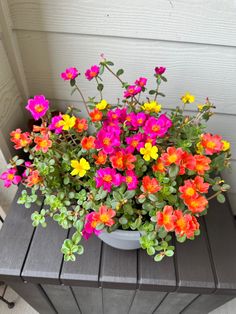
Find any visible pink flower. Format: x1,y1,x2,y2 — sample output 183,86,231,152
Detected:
131,112,147,129
61,67,79,80
85,65,100,80
124,85,142,98
95,167,122,192
0,168,21,188
135,77,147,87
26,95,49,120
95,129,120,154
155,66,166,75
126,133,143,153
123,170,138,190
82,212,102,240
144,114,172,138
107,108,127,123
49,115,63,134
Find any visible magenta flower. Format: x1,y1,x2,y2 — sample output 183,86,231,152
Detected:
82,212,101,240
107,108,127,123
144,114,172,138
155,66,166,75
95,167,122,192
0,168,21,188
123,170,138,190
126,133,143,153
85,65,100,81
26,95,49,120
135,77,147,87
95,129,120,154
49,115,63,134
61,67,79,80
124,85,142,98
131,112,147,129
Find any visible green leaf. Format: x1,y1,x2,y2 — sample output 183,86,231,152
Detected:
15,159,24,166
217,193,226,203
72,232,82,244
116,69,124,76
119,216,128,225
77,245,84,255
165,250,174,257
97,83,104,91
106,61,114,66
99,65,105,75
123,190,136,200
147,247,155,256
149,90,156,95
169,164,179,178
70,78,76,86
160,75,167,82
154,253,164,262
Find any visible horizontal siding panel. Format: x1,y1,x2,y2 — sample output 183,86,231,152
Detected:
8,0,236,47
16,31,236,115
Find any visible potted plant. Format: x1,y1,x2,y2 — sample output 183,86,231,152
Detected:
0,57,231,262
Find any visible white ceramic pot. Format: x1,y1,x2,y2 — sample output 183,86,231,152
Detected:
98,229,143,250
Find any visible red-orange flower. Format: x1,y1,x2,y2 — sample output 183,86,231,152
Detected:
152,158,166,173
10,129,32,149
194,155,211,175
110,150,136,171
200,133,223,155
179,180,198,200
26,170,43,187
74,118,88,133
89,108,103,122
33,123,49,136
94,205,116,227
193,176,210,194
93,151,107,165
142,176,161,194
174,210,199,238
184,195,208,214
179,151,196,175
156,205,176,232
34,135,52,153
161,147,184,166
81,136,96,150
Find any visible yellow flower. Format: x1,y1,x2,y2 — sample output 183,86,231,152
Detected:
96,99,109,110
197,104,205,111
222,140,230,151
196,142,203,154
142,101,162,113
181,92,195,104
58,114,76,130
140,143,158,161
71,158,90,177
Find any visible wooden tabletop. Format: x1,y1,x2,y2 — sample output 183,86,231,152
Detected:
0,184,236,314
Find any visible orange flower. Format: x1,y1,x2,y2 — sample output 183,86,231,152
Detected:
81,136,95,150
26,170,43,187
174,210,199,238
179,151,196,175
184,195,208,214
156,205,176,232
74,118,88,133
89,108,103,122
152,158,166,173
194,155,211,175
193,176,210,194
33,123,49,136
34,135,52,153
200,133,223,155
93,151,107,165
142,176,161,194
10,129,32,149
179,180,198,200
161,147,184,166
110,150,136,171
94,205,116,227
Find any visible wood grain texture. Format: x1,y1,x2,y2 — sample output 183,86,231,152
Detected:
204,197,236,294
182,294,234,314
15,31,236,115
129,290,166,314
8,0,236,47
22,218,68,284
102,288,135,314
154,292,198,314
72,286,103,314
0,185,41,281
100,244,137,289
138,249,176,291
175,217,215,294
61,233,102,287
42,284,81,314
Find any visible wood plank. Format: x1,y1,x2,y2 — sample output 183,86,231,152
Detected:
60,233,102,287
102,288,135,314
72,286,103,314
0,185,42,281
9,0,236,47
138,249,176,291
154,292,198,314
182,294,234,314
21,218,68,284
42,284,81,314
204,196,236,294
15,31,236,115
7,281,56,314
99,243,137,289
175,217,215,293
129,290,166,314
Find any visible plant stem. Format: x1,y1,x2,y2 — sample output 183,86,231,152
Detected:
154,83,160,102
95,77,103,100
75,83,90,115
207,190,222,201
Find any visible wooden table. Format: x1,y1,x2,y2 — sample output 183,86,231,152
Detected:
0,185,236,314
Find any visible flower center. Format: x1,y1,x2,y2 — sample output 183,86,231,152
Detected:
100,214,109,223
67,73,73,79
206,141,216,149
7,174,14,180
186,187,195,196
177,218,186,229
40,140,48,148
152,125,160,132
131,140,138,147
103,138,110,146
35,104,44,113
103,174,112,182
168,154,177,163
126,176,133,183
163,215,170,225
